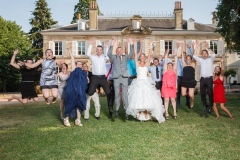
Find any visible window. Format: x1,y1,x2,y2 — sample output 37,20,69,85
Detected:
78,41,86,56
210,41,218,54
165,41,172,54
55,42,62,56
137,41,141,53
56,66,61,74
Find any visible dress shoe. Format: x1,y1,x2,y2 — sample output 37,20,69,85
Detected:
208,106,212,113
203,106,207,112
115,112,118,118
108,112,113,119
84,118,89,122
95,116,100,120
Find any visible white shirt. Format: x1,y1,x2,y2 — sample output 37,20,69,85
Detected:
193,54,216,77
87,45,109,75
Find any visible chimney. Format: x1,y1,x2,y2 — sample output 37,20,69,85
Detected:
174,1,183,30
77,13,86,30
212,11,217,25
89,0,98,30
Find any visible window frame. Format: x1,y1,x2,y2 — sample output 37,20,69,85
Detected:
77,41,86,56
54,41,63,56
165,40,172,54
210,40,218,54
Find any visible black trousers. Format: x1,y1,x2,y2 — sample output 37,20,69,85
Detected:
177,76,190,106
88,75,112,113
200,77,213,108
107,80,114,113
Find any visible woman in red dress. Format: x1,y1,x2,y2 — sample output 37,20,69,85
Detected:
162,49,178,120
212,56,233,119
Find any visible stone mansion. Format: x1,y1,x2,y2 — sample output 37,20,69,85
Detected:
41,1,240,85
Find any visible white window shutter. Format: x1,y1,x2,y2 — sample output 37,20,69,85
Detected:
172,40,178,55
172,40,177,51
217,40,224,55
160,40,165,55
72,41,78,56
62,41,66,56
85,41,89,56
49,41,55,56
144,39,150,54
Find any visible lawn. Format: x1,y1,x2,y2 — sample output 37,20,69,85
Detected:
0,94,240,160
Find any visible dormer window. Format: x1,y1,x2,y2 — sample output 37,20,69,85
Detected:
187,18,195,30
121,15,151,35
131,15,142,31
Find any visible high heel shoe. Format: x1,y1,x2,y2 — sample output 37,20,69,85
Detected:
174,115,177,119
165,114,169,120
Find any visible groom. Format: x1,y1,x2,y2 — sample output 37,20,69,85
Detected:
107,37,134,119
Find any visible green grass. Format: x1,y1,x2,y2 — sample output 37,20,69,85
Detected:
0,94,240,160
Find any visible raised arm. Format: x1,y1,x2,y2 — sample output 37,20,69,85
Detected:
192,41,201,63
127,37,134,59
181,52,187,67
10,50,20,69
208,48,216,61
104,41,109,57
173,49,178,71
25,58,43,68
163,49,169,73
134,42,138,68
147,49,153,67
107,37,116,60
159,54,163,66
137,38,143,57
87,38,95,59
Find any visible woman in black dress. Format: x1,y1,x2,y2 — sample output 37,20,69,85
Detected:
181,49,197,108
8,50,39,104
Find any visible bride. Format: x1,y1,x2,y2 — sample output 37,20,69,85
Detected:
126,41,165,123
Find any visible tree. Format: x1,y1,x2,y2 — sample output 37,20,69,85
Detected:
224,69,237,84
29,0,57,57
0,16,33,92
71,0,102,23
216,0,240,53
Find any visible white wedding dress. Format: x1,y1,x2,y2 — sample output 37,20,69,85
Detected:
126,66,165,123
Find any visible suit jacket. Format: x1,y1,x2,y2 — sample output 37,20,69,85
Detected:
107,44,134,78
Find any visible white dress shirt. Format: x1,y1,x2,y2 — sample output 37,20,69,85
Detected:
193,54,216,78
87,45,109,75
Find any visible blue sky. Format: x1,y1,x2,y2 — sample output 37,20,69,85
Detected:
0,0,219,32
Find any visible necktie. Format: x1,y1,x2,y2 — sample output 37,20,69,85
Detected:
119,56,122,61
106,63,112,79
156,66,159,79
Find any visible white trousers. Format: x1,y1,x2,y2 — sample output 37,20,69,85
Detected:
84,92,101,119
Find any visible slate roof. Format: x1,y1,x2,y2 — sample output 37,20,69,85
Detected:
43,17,216,32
